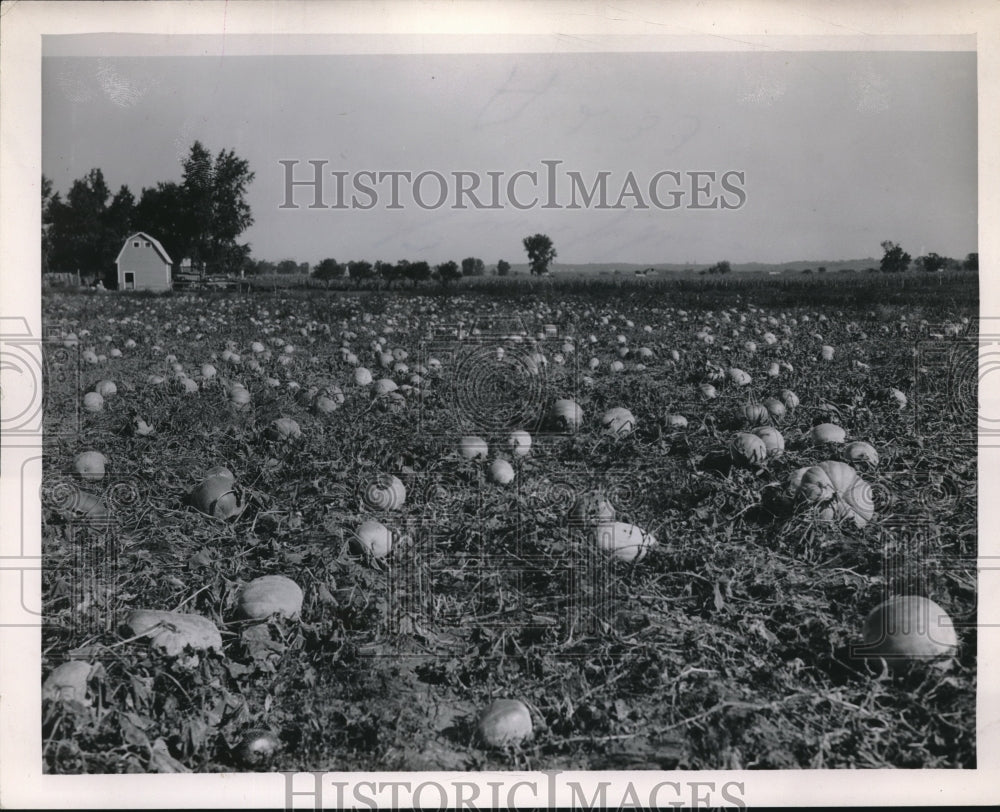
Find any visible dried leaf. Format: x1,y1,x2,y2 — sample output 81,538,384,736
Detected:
148,738,189,773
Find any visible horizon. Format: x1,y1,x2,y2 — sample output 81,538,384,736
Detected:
42,45,977,267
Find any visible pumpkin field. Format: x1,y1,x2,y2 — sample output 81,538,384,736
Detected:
40,272,978,773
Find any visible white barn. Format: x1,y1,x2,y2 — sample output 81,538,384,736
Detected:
116,232,173,291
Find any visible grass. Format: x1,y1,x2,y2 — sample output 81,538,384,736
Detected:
40,272,976,772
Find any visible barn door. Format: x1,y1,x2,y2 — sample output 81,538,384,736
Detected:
124,272,135,290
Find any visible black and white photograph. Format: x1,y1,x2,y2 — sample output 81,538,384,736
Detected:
1,1,998,807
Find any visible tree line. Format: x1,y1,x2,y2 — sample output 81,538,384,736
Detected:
879,241,977,273
251,235,555,289
42,145,562,291
43,141,254,285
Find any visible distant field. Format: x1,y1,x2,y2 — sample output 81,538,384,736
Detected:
243,269,977,313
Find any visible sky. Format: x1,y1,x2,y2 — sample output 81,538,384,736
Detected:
42,47,977,267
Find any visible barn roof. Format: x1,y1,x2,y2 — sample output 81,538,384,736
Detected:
116,232,173,266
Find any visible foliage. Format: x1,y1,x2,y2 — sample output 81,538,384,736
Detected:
497,259,511,277
404,260,431,288
347,260,374,288
461,257,485,277
434,260,462,287
181,142,255,275
879,241,911,273
915,253,947,273
45,169,137,286
523,233,557,276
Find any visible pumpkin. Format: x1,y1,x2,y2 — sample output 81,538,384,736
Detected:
354,367,373,386
459,436,489,460
74,451,107,481
727,367,752,386
190,470,241,520
752,426,785,455
859,596,957,670
508,430,532,456
373,378,398,396
601,407,636,438
43,661,92,705
844,441,879,467
820,345,835,361
731,432,767,466
699,383,718,400
58,486,109,524
763,397,786,421
266,417,302,442
665,413,688,429
811,423,846,444
228,384,252,409
82,391,104,412
594,521,656,562
742,404,769,427
234,730,281,767
780,389,800,410
135,418,155,436
792,460,874,528
313,393,339,414
351,519,393,558
489,459,515,485
550,399,583,432
237,575,304,620
95,379,117,397
201,363,217,379
569,490,615,526
206,465,235,481
364,474,406,509
477,699,533,747
126,610,223,656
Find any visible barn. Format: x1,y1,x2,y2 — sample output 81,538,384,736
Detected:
115,232,173,291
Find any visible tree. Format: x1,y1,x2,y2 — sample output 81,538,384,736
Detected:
461,257,485,276
435,260,462,287
706,260,731,275
915,252,947,273
880,240,911,273
46,168,111,281
277,259,299,275
963,252,979,271
135,181,191,268
41,175,57,274
497,259,511,277
348,259,374,288
404,260,431,288
313,258,344,285
377,261,405,289
245,258,276,276
181,141,255,275
100,185,136,273
523,234,557,276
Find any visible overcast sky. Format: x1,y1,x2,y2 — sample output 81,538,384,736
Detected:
42,48,977,266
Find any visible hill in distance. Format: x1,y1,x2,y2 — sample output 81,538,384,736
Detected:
502,259,880,275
